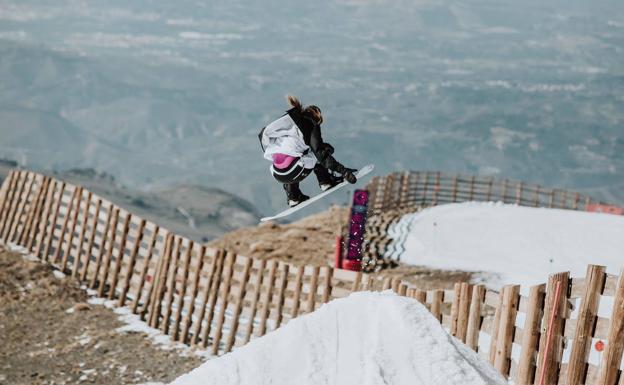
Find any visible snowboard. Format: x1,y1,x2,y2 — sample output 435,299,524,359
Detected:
260,164,374,222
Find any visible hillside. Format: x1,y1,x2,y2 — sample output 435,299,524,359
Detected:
0,162,260,242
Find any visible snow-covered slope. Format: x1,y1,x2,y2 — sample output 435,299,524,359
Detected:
385,202,624,288
169,291,506,385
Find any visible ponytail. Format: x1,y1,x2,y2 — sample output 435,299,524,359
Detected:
286,95,323,125
286,95,303,112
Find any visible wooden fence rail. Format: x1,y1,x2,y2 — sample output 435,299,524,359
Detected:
0,170,622,385
364,171,611,216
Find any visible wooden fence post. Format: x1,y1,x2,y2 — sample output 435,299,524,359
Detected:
89,204,112,288
291,265,305,318
16,174,40,243
53,186,79,264
118,219,146,306
80,199,102,282
430,290,444,322
199,249,226,348
398,283,408,296
161,236,182,334
501,180,508,203
306,266,320,313
0,171,17,235
97,208,120,297
351,271,362,292
2,170,24,242
516,284,546,385
515,182,523,205
61,187,83,271
533,185,540,207
189,248,220,347
145,236,167,323
421,172,430,205
432,172,440,205
535,272,569,385
180,244,205,344
450,283,462,336
391,277,400,293
242,259,267,345
24,176,50,250
225,256,253,352
172,239,194,341
322,266,333,303
19,175,48,246
34,180,57,258
456,283,473,343
258,260,278,337
131,225,159,314
7,171,32,242
489,289,504,364
71,191,92,279
469,176,475,201
148,234,174,328
486,177,493,201
466,285,485,351
274,263,290,328
108,212,132,299
414,289,427,304
212,252,236,355
566,265,606,385
596,270,624,385
494,285,521,376
42,182,66,262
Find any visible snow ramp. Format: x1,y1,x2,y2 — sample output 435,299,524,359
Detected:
170,291,506,385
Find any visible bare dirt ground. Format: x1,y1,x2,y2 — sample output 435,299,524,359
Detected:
0,247,202,385
208,206,474,290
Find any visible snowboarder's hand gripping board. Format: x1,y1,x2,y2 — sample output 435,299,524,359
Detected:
260,164,374,222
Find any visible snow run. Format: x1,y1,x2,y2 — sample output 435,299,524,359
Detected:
169,291,506,385
384,202,624,288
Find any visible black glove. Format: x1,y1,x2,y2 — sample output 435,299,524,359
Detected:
321,143,334,155
342,167,357,184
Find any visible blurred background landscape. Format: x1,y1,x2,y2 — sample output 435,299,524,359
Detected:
1,0,623,235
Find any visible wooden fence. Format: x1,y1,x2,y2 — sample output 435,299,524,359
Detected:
0,170,623,385
365,171,611,216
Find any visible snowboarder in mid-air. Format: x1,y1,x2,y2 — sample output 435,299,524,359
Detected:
259,95,358,207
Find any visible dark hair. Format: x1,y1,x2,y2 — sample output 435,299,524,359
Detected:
286,95,323,124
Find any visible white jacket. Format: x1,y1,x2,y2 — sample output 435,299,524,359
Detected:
259,114,317,169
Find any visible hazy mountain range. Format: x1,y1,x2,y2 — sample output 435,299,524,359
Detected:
1,0,623,216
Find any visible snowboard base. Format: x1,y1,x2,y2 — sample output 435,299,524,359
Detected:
260,164,374,222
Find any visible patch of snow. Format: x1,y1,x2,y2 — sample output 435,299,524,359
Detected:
53,270,66,279
110,303,212,359
87,297,107,306
76,333,92,346
385,202,624,290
